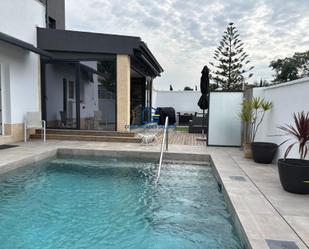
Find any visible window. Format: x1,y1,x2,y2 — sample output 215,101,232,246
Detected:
48,17,56,29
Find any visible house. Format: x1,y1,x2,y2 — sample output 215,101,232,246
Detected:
0,0,163,144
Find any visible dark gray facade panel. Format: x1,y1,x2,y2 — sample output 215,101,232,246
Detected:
37,28,163,77
131,57,157,78
47,0,65,29
140,42,163,73
37,28,141,55
0,32,51,57
43,51,116,61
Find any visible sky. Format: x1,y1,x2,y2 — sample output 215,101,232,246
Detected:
65,0,309,90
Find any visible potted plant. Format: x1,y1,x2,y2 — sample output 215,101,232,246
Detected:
250,97,278,164
277,111,309,194
239,97,277,162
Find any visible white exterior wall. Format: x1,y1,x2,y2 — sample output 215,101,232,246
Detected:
253,78,309,159
0,0,45,46
153,90,202,113
0,44,42,124
0,0,45,134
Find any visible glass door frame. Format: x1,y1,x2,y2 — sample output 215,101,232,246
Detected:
41,60,81,130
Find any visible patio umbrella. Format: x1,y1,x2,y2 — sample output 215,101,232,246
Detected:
197,66,209,139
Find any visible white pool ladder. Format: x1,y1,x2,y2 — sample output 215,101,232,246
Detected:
156,116,169,183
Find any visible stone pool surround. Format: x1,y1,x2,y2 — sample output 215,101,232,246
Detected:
0,141,308,249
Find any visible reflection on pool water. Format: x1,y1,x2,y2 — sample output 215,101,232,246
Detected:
0,156,242,249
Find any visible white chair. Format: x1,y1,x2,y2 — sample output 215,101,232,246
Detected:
94,110,104,130
24,112,46,142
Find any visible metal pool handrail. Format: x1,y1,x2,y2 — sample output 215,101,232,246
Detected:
156,116,169,183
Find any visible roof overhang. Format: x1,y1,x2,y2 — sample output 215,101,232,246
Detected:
37,28,163,77
0,32,52,57
37,28,141,55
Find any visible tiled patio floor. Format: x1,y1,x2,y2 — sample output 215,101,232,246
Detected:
0,140,308,249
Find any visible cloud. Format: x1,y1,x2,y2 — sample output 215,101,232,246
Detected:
65,0,309,89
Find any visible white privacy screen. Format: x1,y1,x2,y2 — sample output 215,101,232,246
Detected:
208,92,242,146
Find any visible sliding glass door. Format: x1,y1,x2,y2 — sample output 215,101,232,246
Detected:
42,56,117,131
44,62,78,129
79,59,116,131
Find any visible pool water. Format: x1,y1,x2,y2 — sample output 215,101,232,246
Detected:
0,157,242,249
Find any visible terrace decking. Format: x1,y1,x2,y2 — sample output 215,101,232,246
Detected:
156,130,207,146
132,127,207,146
31,129,142,143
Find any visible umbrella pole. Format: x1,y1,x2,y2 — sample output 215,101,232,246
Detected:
202,109,205,137
196,109,207,142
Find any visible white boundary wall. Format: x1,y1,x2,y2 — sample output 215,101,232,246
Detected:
153,90,202,113
253,77,309,159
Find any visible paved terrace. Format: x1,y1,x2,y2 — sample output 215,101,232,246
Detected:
0,140,308,249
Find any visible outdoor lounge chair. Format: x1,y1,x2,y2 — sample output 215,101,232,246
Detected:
178,112,193,125
189,115,207,134
24,112,46,142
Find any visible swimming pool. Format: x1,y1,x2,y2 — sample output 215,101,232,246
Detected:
0,156,242,249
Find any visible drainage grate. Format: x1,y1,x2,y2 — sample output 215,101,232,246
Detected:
229,176,247,182
0,144,18,150
266,239,300,249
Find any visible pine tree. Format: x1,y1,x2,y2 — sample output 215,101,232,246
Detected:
210,22,254,91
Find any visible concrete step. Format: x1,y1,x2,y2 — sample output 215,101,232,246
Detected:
30,134,142,143
35,129,135,137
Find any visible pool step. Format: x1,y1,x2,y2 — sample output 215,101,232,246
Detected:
31,130,142,143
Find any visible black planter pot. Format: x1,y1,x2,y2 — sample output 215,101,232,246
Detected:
278,159,309,194
251,142,278,164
